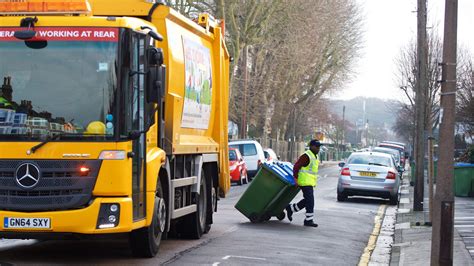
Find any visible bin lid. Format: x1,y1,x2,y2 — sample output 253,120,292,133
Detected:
454,162,474,168
263,163,296,185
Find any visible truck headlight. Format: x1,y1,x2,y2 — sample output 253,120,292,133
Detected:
97,203,120,229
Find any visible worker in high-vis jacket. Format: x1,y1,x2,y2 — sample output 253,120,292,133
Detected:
286,139,322,227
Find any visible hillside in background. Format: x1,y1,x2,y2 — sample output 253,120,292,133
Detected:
327,97,399,129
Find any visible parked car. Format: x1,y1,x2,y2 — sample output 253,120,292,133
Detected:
229,140,265,178
264,148,279,164
378,142,406,167
372,147,404,178
229,148,248,185
337,152,401,205
371,147,401,166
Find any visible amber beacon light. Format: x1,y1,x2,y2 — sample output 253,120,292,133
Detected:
0,0,91,15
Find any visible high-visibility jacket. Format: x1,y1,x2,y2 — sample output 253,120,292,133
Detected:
297,150,319,187
0,97,12,108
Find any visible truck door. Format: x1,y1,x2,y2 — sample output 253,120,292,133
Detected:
130,32,147,221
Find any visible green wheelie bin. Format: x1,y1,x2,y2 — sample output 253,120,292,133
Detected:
235,163,300,223
454,163,474,197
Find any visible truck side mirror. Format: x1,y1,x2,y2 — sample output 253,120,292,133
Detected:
147,47,164,66
146,48,166,104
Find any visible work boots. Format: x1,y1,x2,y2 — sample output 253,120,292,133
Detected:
304,220,318,227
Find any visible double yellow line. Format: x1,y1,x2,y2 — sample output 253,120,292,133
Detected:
358,204,387,266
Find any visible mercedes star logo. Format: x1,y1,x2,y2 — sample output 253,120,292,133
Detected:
15,163,41,189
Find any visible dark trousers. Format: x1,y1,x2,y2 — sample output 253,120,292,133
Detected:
289,186,314,221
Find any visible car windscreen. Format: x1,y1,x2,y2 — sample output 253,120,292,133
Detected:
380,144,403,152
229,150,237,161
0,27,119,141
373,148,400,161
347,154,393,167
264,151,270,159
242,144,257,156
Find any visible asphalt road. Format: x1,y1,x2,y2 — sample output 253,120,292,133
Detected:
0,164,387,265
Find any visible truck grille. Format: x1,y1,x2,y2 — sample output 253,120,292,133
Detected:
0,160,101,211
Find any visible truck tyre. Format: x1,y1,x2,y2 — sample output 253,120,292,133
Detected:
204,176,214,234
129,181,167,258
180,171,209,239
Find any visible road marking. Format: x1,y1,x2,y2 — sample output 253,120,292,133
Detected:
455,217,474,220
222,255,267,261
358,204,386,266
454,225,474,228
212,263,220,266
224,225,238,233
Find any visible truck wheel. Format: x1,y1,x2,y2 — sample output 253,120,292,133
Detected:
129,181,167,258
180,171,208,239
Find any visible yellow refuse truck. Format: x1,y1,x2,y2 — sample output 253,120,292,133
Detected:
0,0,230,257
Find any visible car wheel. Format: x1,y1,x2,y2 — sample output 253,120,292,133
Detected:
337,192,347,202
389,194,398,205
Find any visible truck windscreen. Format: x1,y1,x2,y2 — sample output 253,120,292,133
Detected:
0,27,119,141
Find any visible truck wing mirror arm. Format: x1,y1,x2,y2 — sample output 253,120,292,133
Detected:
140,26,163,42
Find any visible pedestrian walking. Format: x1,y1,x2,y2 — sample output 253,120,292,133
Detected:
285,139,322,227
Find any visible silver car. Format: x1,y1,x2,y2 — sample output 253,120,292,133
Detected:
337,152,401,205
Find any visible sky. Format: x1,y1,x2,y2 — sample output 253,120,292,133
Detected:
335,0,474,101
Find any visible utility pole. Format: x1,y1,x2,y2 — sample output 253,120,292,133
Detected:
413,0,428,212
427,136,435,225
241,45,248,139
342,105,346,152
431,0,458,264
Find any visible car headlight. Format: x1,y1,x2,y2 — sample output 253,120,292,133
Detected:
230,165,237,171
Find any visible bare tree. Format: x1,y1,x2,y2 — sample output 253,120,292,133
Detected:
165,0,363,142
395,33,443,137
456,54,474,140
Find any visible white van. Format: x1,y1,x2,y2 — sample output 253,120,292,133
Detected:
229,140,265,178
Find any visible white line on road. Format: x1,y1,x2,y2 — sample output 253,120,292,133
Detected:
212,263,220,266
224,225,238,233
222,255,267,261
455,217,474,220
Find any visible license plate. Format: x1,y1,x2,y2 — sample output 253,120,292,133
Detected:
3,217,51,229
359,171,376,177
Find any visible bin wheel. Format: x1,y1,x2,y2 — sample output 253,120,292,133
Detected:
261,214,271,222
249,213,259,223
276,212,285,221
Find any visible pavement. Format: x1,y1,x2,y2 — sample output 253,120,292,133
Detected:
384,168,474,266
